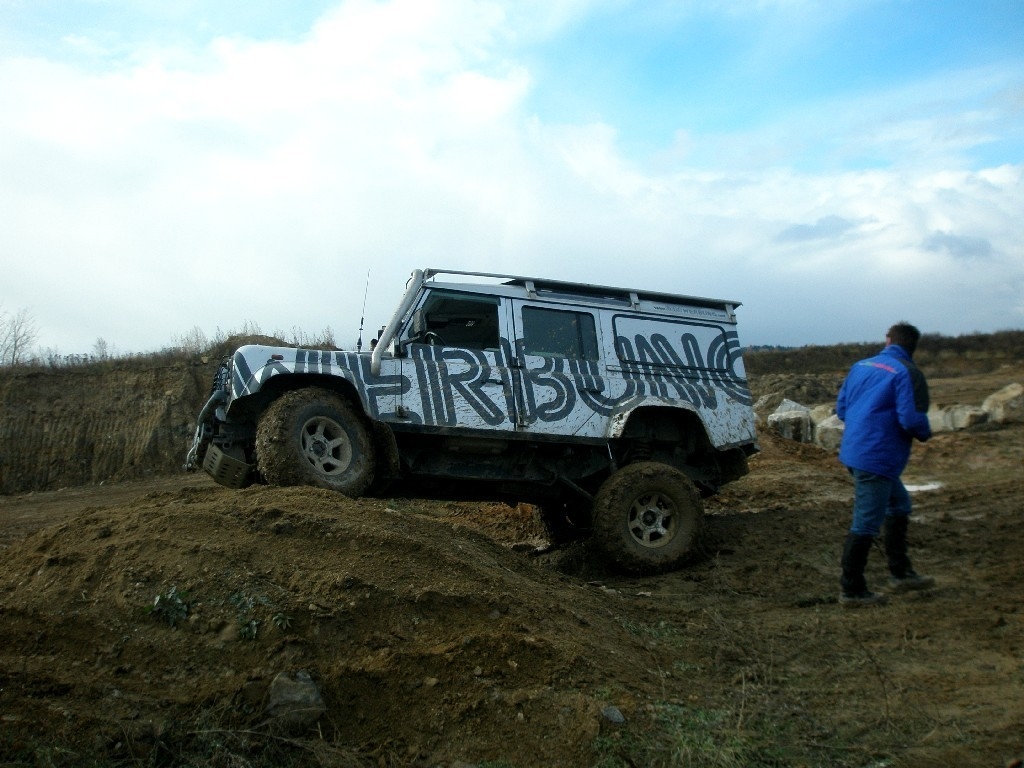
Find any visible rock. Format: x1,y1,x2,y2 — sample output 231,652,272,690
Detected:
772,398,809,415
815,414,844,452
265,671,326,733
767,399,813,443
601,705,626,724
929,404,989,432
753,393,785,417
982,382,1024,424
809,404,835,425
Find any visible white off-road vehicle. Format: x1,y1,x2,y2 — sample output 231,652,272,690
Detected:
186,268,758,572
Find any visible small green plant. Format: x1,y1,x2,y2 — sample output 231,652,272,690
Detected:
146,586,189,627
230,590,272,641
238,618,260,641
229,591,259,614
226,590,292,641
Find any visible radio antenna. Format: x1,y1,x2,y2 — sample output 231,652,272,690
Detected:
356,269,370,352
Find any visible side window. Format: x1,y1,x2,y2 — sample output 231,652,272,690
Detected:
612,316,731,371
414,291,501,350
522,306,599,361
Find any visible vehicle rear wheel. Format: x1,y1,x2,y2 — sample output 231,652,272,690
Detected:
592,462,703,573
256,388,375,497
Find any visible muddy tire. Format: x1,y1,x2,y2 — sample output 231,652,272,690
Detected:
592,462,704,574
255,388,375,497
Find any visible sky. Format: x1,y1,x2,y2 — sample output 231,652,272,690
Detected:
1,0,1022,356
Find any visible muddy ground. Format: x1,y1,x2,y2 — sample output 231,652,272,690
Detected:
1,366,1022,767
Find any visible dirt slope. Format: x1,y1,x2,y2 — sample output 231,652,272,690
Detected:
0,360,215,493
0,365,1022,767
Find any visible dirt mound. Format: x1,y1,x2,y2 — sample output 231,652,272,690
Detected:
3,417,1024,765
0,485,643,766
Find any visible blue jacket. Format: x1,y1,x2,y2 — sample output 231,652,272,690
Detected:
836,344,931,479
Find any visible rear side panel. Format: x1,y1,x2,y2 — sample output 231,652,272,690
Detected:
608,313,755,446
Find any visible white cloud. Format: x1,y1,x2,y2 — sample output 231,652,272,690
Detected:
0,0,1021,355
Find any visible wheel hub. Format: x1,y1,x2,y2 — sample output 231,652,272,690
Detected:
300,416,353,476
628,492,676,549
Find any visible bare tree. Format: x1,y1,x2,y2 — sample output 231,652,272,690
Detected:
92,337,110,360
174,325,208,355
0,307,39,366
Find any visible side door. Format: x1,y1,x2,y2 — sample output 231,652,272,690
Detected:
509,301,612,438
397,288,517,432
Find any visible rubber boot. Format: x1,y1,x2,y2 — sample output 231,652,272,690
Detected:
840,533,888,607
884,516,935,592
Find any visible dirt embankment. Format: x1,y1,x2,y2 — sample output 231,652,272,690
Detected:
0,360,217,494
0,357,1022,767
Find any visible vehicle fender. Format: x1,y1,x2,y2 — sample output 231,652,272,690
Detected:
607,401,706,441
229,346,362,396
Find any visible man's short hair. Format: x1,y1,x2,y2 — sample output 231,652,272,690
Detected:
887,322,922,354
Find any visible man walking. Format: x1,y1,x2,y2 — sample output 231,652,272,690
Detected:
835,322,936,607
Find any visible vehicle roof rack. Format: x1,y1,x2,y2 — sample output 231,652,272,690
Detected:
422,268,740,310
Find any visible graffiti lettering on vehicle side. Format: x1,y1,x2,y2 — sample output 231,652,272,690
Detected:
407,344,511,427
232,347,408,420
231,328,752,431
616,330,751,408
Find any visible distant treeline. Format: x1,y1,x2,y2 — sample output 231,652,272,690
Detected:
3,326,1022,381
745,330,1024,377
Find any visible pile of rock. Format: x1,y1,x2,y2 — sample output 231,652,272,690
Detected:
760,382,1024,451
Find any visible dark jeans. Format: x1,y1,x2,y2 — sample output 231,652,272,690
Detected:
848,468,911,536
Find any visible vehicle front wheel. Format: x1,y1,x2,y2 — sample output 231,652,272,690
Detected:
592,462,704,574
255,388,375,497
